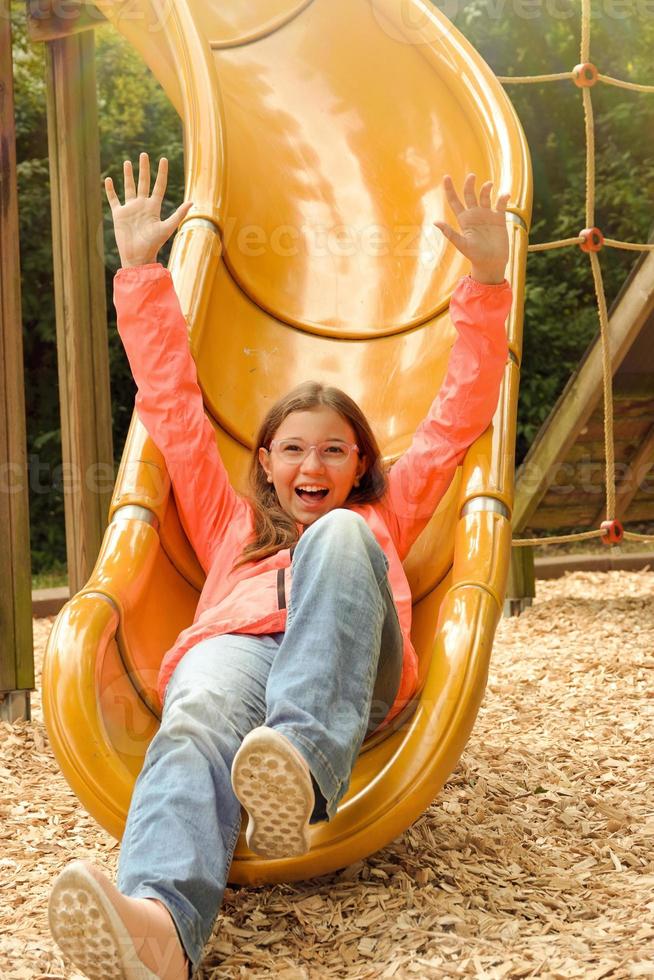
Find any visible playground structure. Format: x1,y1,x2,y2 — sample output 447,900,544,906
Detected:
498,2,654,609
1,0,35,724
2,0,652,889
32,0,531,883
508,249,654,608
1,0,113,723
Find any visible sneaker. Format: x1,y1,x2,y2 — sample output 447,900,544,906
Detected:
48,860,190,979
231,727,315,858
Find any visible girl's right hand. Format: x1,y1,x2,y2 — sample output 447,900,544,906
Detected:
105,152,193,268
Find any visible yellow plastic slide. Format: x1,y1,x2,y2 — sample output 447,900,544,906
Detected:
43,0,531,885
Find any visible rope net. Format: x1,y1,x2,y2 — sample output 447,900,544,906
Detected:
501,0,654,548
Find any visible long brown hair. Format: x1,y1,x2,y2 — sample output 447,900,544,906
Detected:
234,381,387,568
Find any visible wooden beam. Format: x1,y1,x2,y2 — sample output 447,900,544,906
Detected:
505,545,535,618
0,0,35,702
614,373,654,401
27,0,107,43
45,28,114,594
593,421,654,526
514,250,654,532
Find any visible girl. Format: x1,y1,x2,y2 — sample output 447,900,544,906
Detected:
48,154,512,980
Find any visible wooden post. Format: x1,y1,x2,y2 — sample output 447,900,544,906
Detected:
0,0,34,721
504,545,536,617
43,19,113,595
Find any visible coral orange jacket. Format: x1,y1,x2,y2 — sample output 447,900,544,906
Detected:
115,265,512,726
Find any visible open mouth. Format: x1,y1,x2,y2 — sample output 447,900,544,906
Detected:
295,487,329,503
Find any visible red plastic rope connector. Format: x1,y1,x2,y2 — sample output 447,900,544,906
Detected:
573,63,599,87
600,519,624,545
579,227,604,252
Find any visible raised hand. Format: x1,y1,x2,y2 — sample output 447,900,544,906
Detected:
105,152,193,268
434,173,510,284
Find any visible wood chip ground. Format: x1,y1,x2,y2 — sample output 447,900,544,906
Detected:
1,570,653,978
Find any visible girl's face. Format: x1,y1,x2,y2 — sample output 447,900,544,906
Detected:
258,407,367,526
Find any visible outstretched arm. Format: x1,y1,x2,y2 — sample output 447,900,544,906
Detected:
384,174,512,558
108,154,243,573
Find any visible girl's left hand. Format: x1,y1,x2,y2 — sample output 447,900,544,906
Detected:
434,173,510,284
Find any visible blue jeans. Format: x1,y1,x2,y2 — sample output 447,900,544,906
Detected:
117,509,403,974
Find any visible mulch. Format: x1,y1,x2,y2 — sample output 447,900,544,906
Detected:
1,569,653,979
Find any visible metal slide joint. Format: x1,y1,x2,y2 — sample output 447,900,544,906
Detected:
110,504,160,532
461,496,511,520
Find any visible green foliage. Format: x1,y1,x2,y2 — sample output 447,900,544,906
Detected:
10,4,183,574
95,27,184,467
32,564,68,589
32,562,68,591
11,5,60,574
433,0,654,460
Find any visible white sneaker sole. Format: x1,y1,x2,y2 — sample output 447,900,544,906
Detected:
48,861,158,980
231,728,315,858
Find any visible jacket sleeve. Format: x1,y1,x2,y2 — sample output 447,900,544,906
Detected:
382,275,512,560
114,263,242,574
